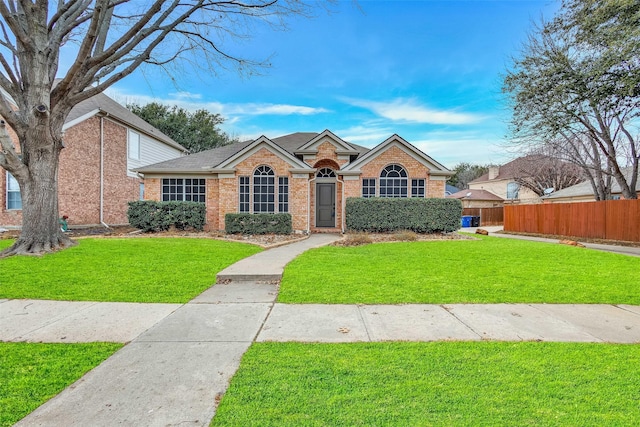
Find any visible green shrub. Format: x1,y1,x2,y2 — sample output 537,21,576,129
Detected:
225,213,292,235
128,201,206,232
345,197,462,233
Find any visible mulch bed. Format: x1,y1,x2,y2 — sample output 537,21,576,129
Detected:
1,226,475,248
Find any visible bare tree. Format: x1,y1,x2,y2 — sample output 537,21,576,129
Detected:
503,0,640,201
510,151,584,197
0,0,322,257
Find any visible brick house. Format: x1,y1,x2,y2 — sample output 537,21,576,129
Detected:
468,156,542,204
136,130,453,233
1,93,187,228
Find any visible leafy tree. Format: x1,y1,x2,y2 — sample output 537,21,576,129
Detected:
0,1,319,257
447,163,490,190
503,0,640,200
128,102,236,153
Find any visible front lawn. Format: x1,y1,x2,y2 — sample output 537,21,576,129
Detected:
213,342,640,426
0,238,261,303
279,236,640,304
0,342,122,427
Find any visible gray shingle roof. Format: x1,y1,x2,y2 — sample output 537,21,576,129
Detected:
544,167,640,199
469,155,545,183
65,92,187,152
447,189,504,201
135,132,371,173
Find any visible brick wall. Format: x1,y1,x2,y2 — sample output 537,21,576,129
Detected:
58,117,102,224
144,178,161,201
206,178,219,230
305,141,349,168
59,117,141,226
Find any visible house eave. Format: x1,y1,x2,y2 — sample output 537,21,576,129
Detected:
289,168,315,174
134,168,212,175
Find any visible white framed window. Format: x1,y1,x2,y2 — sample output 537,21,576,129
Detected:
139,183,145,200
6,172,22,210
380,164,408,198
278,177,289,213
239,176,250,212
506,182,520,199
161,178,205,202
317,168,336,178
411,179,425,197
240,166,289,214
128,130,140,160
253,165,275,213
362,178,376,198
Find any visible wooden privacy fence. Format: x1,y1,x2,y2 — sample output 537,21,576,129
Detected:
504,199,640,242
462,207,504,226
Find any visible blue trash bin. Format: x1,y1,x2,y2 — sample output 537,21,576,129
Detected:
461,215,473,227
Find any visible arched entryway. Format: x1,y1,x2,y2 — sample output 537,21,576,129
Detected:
313,160,340,229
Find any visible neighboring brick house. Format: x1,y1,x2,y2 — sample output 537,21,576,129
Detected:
468,157,542,204
1,93,187,228
135,130,453,233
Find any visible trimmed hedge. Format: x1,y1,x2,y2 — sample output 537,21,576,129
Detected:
346,197,462,233
128,201,206,232
225,213,292,235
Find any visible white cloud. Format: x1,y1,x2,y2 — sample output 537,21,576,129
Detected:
335,124,393,147
412,133,510,167
229,104,330,116
168,91,203,100
105,87,329,117
344,98,482,125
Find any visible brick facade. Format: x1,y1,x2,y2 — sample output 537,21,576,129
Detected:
141,134,452,233
1,113,183,228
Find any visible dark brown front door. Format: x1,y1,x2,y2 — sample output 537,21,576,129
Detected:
316,183,335,227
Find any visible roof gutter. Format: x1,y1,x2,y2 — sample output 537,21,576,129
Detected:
99,114,110,229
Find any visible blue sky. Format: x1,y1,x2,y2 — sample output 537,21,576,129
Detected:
106,0,559,168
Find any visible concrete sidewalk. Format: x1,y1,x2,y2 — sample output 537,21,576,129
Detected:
6,298,639,345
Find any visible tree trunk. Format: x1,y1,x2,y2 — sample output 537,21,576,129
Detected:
1,130,76,257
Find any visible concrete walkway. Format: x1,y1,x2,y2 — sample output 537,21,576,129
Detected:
3,232,639,426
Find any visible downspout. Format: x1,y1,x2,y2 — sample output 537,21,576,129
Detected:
99,115,110,228
336,175,345,233
307,174,317,234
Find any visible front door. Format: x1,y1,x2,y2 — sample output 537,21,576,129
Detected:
316,183,335,227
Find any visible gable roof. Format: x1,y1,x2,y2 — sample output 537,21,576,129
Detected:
295,129,360,154
135,131,371,174
64,92,187,153
341,134,452,176
215,135,310,170
446,189,504,201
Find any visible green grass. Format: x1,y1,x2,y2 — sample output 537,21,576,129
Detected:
0,342,122,427
213,342,640,426
0,238,261,303
279,236,640,304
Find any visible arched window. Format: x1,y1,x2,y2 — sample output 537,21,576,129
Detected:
379,164,408,197
317,168,336,177
253,165,275,212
